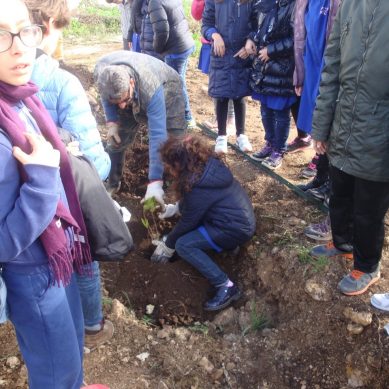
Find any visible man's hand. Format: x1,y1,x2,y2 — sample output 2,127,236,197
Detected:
159,202,179,219
107,122,121,144
234,47,249,59
313,140,327,155
295,86,303,96
151,240,175,264
13,132,60,168
245,39,256,55
141,180,165,206
212,33,225,57
258,47,270,62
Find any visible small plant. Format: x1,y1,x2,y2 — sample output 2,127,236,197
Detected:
141,314,156,327
297,246,311,264
141,197,161,241
312,255,329,273
102,296,113,308
297,246,329,273
243,303,270,336
188,322,209,335
274,230,295,247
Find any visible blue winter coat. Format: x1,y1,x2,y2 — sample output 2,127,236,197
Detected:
201,0,257,99
166,157,256,250
31,52,111,180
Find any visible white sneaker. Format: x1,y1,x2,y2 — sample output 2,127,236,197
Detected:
215,135,228,154
371,293,389,312
236,134,253,152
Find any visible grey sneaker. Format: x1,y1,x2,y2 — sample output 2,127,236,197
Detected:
310,241,353,260
251,142,272,161
338,268,381,296
262,151,283,170
304,216,331,241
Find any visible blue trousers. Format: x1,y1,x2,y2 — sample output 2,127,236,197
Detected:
76,261,103,327
175,229,228,287
165,47,195,122
3,265,83,389
260,104,291,153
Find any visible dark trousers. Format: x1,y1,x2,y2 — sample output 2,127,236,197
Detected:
329,166,389,273
216,97,246,136
290,97,308,138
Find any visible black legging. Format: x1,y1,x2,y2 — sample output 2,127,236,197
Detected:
290,97,309,138
216,97,246,136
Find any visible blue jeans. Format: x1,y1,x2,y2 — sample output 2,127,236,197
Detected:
175,229,228,287
76,261,103,327
3,266,83,389
260,104,291,153
165,46,195,121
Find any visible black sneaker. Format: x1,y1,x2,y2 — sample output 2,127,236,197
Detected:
203,284,242,311
297,177,325,192
286,135,312,153
308,181,330,200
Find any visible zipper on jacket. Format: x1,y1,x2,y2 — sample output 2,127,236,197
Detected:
342,0,381,170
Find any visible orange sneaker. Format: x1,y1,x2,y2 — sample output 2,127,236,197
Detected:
338,268,380,296
310,241,353,260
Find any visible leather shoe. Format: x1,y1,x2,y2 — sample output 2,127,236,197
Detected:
203,284,241,311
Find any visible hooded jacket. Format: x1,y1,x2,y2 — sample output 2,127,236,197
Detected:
31,52,111,180
312,0,389,182
166,157,256,250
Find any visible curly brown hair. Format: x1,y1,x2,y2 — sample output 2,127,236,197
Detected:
160,135,222,198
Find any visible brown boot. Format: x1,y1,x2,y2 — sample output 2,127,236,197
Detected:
84,319,114,349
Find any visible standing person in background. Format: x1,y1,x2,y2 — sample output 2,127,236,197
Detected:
106,0,140,52
0,0,92,387
26,0,114,349
246,0,296,170
131,0,163,60
149,0,196,129
309,0,389,296
202,0,255,154
191,0,236,135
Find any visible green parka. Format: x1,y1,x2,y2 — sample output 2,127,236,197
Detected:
312,0,389,182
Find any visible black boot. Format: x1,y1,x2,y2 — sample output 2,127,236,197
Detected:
106,150,125,195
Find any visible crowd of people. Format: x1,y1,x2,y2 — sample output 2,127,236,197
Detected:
0,0,388,387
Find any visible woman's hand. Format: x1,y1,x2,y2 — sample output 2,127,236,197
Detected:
13,132,60,168
245,39,256,55
212,33,225,57
234,47,249,59
313,140,327,155
295,86,303,96
258,47,270,62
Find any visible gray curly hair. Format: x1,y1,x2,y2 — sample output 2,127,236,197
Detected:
97,65,131,101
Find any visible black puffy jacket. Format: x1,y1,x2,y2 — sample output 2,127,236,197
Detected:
249,0,295,97
148,0,194,56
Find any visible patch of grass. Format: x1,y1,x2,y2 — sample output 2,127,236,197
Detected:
297,246,329,273
243,304,269,336
102,296,113,308
274,230,295,247
188,322,209,335
120,291,133,312
141,314,157,327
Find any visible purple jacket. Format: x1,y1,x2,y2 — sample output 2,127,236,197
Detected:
293,0,341,86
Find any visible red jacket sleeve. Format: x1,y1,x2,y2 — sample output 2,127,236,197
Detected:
191,0,205,21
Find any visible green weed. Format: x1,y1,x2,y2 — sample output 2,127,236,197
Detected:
243,303,269,336
188,322,209,335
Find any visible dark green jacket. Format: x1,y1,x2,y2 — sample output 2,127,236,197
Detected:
312,0,389,182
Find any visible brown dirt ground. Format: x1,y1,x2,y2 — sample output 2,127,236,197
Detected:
1,38,389,389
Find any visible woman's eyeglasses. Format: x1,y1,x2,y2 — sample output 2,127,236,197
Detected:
0,25,43,53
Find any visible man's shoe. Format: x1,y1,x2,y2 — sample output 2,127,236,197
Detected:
304,216,332,241
186,118,197,130
84,319,114,349
262,151,283,170
371,293,389,312
236,134,253,152
297,177,325,192
286,135,312,153
339,268,380,296
308,181,330,200
251,142,272,161
203,284,242,311
310,241,353,260
299,159,318,179
215,135,228,154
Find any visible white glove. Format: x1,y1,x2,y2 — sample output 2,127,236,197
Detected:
107,122,121,144
151,241,175,264
159,202,179,219
142,180,165,206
